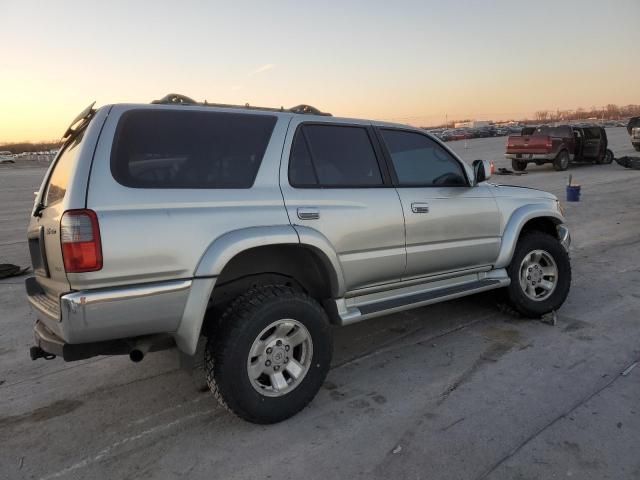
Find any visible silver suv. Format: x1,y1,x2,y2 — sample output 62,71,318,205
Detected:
26,94,571,423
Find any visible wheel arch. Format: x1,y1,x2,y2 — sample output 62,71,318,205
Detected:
495,205,564,269
175,226,345,355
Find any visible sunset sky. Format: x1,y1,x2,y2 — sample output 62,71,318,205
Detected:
1,0,638,143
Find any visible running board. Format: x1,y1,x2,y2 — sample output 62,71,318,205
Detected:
335,276,509,326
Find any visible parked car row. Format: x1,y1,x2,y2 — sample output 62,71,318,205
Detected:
427,126,520,142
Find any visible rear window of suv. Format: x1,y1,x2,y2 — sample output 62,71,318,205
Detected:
44,132,83,206
111,109,277,189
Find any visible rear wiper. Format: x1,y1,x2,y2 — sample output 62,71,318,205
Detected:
33,201,45,217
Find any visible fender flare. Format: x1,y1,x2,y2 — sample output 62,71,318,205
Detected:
194,225,300,278
175,225,346,355
494,204,564,269
293,225,346,298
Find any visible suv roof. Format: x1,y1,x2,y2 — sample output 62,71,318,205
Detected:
105,93,418,132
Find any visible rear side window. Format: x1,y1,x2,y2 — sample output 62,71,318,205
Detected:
111,110,276,189
289,124,382,187
380,129,467,187
583,128,601,139
44,132,84,206
536,126,571,138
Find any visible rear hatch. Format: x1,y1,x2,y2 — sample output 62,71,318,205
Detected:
26,104,96,319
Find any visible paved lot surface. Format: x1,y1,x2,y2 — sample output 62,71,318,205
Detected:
1,128,639,480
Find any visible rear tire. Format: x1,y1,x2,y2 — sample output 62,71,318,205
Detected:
596,149,614,164
205,285,333,424
511,159,527,171
505,232,571,318
553,150,570,171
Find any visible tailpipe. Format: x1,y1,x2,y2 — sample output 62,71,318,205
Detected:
128,334,176,363
129,339,153,363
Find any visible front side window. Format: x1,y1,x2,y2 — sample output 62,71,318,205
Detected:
289,124,383,187
380,129,467,187
111,110,276,189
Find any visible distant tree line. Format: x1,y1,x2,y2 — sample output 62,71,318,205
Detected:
0,141,61,154
427,104,640,129
533,104,640,123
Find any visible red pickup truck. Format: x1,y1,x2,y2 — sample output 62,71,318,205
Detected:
505,125,613,171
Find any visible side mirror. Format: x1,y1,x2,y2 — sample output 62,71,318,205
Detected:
472,159,494,184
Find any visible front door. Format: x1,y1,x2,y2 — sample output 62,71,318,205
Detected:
376,128,501,280
280,119,406,292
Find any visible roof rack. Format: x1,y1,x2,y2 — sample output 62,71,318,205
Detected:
151,93,331,116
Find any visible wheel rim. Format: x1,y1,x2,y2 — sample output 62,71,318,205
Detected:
605,151,612,163
519,249,558,301
247,319,313,397
560,153,569,169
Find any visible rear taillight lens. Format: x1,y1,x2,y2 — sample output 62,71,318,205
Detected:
60,209,102,272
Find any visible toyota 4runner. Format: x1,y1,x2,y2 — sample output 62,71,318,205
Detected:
26,94,571,423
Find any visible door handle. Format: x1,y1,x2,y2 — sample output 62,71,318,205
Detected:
297,207,320,220
411,202,429,214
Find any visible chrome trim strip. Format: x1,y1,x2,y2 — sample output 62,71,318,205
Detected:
62,279,191,308
59,280,192,344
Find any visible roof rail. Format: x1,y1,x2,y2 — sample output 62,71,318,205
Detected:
151,93,331,116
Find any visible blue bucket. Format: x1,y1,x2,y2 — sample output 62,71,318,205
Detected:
566,185,581,202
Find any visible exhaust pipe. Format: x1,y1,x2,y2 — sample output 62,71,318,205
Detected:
129,339,153,363
128,334,176,363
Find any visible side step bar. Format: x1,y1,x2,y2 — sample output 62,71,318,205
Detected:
336,276,509,326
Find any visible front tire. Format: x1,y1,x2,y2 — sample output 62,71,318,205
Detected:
553,150,570,171
505,232,571,318
205,285,333,424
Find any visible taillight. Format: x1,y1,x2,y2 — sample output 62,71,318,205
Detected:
60,209,102,272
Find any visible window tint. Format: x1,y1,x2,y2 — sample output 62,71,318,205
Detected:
289,124,382,187
289,132,317,186
44,132,84,206
583,127,601,139
111,110,276,189
381,129,467,187
535,126,572,138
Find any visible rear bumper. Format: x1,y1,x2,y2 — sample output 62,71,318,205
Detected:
505,153,555,161
32,320,132,361
31,320,176,361
26,277,191,356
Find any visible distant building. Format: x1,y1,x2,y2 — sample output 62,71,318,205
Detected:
454,120,491,128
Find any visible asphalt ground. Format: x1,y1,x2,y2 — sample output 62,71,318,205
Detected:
1,127,638,480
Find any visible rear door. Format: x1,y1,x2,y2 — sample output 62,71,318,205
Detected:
377,128,501,280
280,119,406,292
